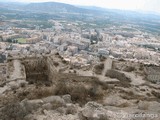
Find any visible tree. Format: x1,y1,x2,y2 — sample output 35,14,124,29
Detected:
6,38,12,43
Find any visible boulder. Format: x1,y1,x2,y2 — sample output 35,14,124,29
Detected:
7,81,20,90
7,80,28,90
79,102,109,120
21,99,43,112
0,86,10,94
42,103,52,110
62,94,72,103
79,102,132,120
104,95,129,107
66,103,78,115
42,96,65,105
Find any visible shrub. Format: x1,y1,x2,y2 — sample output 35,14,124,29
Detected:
151,90,160,99
105,69,131,87
99,56,106,62
106,69,131,82
55,52,59,56
139,64,144,71
51,100,64,109
53,61,59,67
0,102,30,120
54,81,104,105
94,63,104,74
140,88,146,91
91,79,108,90
54,82,88,104
65,104,77,115
123,66,135,72
146,93,151,97
21,87,55,100
62,59,68,64
73,70,77,73
118,58,125,61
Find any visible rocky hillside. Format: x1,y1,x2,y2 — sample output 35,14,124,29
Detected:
0,54,160,120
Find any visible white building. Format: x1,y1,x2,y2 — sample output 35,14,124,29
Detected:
98,48,109,57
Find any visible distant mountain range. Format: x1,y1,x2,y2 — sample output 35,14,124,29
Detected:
0,1,160,34
0,1,160,16
24,2,90,13
0,2,95,14
76,6,108,11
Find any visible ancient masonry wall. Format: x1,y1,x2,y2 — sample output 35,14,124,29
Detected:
7,59,26,82
23,57,48,82
6,55,57,85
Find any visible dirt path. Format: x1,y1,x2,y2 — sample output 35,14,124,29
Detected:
13,60,21,78
10,60,25,80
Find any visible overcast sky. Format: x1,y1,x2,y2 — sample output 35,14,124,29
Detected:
2,0,160,13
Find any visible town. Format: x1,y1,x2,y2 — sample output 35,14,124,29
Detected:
1,19,160,66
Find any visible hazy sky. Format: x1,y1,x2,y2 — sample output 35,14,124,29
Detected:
2,0,160,13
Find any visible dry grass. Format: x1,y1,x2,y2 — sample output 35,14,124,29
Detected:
0,102,30,120
105,69,131,87
106,69,131,82
117,102,130,108
51,100,64,110
17,72,107,104
17,86,55,100
54,82,88,104
138,101,149,110
54,80,104,105
27,74,52,86
0,93,18,108
119,90,145,100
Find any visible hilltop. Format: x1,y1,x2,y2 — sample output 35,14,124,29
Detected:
24,2,89,13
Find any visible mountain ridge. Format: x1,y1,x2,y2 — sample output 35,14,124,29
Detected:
23,2,91,13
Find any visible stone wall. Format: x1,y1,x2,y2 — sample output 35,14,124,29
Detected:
0,64,6,84
6,55,58,86
7,59,26,82
22,57,49,84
